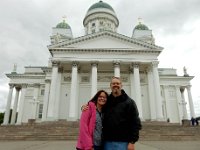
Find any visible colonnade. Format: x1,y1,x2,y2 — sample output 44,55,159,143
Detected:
2,84,27,125
162,85,195,123
2,84,40,125
3,60,196,125
179,86,195,119
42,60,164,121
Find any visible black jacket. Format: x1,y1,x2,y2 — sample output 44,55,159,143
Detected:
103,90,142,143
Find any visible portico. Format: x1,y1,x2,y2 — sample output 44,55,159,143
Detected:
40,59,169,121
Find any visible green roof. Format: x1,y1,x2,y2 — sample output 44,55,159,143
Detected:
88,1,114,12
134,23,149,30
56,20,71,29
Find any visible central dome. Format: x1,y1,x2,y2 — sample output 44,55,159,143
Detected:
83,1,119,35
88,0,114,12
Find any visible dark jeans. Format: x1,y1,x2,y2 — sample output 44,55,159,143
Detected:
94,145,103,150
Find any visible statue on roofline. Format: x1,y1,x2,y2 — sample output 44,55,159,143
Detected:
183,66,189,77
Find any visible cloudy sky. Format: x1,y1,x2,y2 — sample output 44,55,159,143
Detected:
0,0,200,116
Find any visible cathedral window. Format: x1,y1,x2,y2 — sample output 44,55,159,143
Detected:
81,76,90,82
40,89,45,96
64,76,71,82
169,91,176,98
38,104,43,119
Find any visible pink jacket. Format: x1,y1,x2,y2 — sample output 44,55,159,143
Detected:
76,102,96,150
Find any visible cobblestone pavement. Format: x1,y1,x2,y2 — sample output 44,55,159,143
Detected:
0,140,200,150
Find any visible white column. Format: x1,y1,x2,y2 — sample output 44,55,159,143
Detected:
175,86,182,123
147,67,156,120
3,84,14,125
180,88,188,119
186,85,195,118
31,84,40,119
10,86,21,125
91,62,98,97
55,67,62,119
88,22,92,34
95,20,99,32
69,62,78,120
130,69,135,100
47,61,59,119
42,79,51,121
152,61,163,120
132,63,143,119
16,84,27,125
113,61,120,77
163,86,170,120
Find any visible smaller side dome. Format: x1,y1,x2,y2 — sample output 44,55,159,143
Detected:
132,19,155,44
134,22,149,30
51,19,73,44
56,20,71,29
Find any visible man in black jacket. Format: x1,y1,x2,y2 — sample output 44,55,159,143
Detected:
103,77,142,150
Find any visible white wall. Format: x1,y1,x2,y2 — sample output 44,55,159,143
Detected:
59,84,71,119
141,85,150,120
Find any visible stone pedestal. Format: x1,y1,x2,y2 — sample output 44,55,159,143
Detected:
182,119,190,126
28,119,36,125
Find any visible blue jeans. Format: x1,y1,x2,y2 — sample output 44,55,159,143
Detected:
104,141,128,150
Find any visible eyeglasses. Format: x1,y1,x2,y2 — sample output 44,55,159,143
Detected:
111,82,121,85
98,96,107,99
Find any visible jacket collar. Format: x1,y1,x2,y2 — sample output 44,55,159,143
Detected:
109,89,127,103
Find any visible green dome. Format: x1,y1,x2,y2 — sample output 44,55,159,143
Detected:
134,23,149,30
88,0,114,12
56,20,71,29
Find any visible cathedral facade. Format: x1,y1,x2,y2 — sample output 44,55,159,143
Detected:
3,1,195,125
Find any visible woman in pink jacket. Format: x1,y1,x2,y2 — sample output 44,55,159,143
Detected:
76,90,108,150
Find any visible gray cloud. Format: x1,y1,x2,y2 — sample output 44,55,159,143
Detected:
116,0,200,36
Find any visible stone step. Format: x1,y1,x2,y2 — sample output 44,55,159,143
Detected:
0,121,199,141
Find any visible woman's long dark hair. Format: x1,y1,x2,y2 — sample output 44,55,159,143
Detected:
88,90,109,106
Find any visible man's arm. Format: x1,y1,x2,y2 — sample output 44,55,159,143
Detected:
128,99,142,143
81,104,89,111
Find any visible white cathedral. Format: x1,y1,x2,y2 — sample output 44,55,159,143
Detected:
3,1,196,125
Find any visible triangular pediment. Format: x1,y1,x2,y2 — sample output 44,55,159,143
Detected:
48,31,163,51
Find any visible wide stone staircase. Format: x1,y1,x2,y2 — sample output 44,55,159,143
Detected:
0,120,199,141
140,121,200,141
